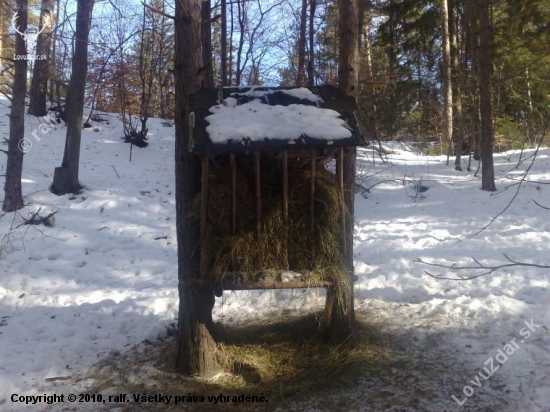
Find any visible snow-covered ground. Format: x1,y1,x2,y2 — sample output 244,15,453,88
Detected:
1,95,549,411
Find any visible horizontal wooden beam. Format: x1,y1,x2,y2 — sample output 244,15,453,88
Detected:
221,281,334,291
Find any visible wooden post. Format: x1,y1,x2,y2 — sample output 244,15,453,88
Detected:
337,147,346,258
254,151,262,267
282,151,289,269
200,155,210,276
310,149,316,260
230,153,237,235
342,147,356,320
323,284,336,339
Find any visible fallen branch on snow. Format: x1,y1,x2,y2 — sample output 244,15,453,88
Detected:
414,254,550,281
15,207,57,229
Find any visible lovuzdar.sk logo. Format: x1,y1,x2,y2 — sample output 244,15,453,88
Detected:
11,10,50,61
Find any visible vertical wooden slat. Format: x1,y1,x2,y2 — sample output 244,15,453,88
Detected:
200,155,210,276
254,151,262,267
337,147,346,259
230,153,237,271
230,153,237,235
282,151,289,269
310,149,316,261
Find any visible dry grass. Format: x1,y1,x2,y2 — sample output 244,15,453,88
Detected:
191,157,353,314
80,315,399,411
196,157,348,284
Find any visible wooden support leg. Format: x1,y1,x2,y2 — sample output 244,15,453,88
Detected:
199,155,209,276
310,149,316,261
254,151,262,267
282,151,289,269
337,147,346,259
230,153,237,235
230,153,237,273
323,283,336,340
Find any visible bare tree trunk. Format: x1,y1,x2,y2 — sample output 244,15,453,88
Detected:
451,0,464,171
0,1,4,77
441,0,453,166
228,0,234,85
479,0,496,191
332,0,358,340
360,3,378,140
51,0,95,195
138,3,153,139
175,0,220,377
3,4,28,212
517,66,533,167
201,0,214,88
51,0,62,106
29,0,54,117
296,0,307,86
220,0,227,86
235,0,245,86
307,0,316,86
339,1,358,96
467,0,481,165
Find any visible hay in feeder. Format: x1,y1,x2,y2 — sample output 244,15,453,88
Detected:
193,154,352,308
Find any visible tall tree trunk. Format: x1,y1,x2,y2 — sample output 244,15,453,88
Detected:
235,0,245,86
220,0,227,86
201,0,214,88
441,0,453,166
386,0,397,138
3,4,28,212
517,66,533,167
228,0,234,85
467,0,481,165
360,3,378,139
479,0,496,191
28,0,54,117
332,0,358,340
307,0,316,86
451,0,464,171
50,0,61,106
175,0,220,377
339,0,358,96
296,0,307,86
51,0,95,195
0,1,4,76
138,3,152,137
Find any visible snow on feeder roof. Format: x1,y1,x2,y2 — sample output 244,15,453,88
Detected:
189,85,366,154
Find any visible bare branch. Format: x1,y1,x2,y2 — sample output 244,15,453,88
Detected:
14,207,57,229
468,121,548,238
141,1,174,20
533,199,550,211
415,255,550,281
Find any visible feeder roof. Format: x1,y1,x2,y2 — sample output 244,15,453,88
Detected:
189,85,366,154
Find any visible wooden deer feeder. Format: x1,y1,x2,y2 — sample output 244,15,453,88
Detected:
189,85,365,334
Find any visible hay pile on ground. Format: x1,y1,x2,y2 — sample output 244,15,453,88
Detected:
82,315,397,411
197,155,349,292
